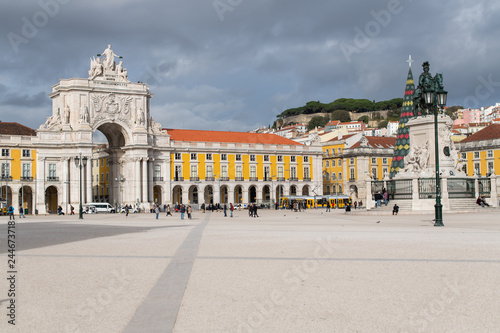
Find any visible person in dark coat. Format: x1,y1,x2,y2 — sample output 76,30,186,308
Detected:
392,204,399,215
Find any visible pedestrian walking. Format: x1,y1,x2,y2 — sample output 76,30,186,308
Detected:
8,205,15,220
19,205,25,218
57,205,64,215
230,203,234,217
70,205,75,215
224,204,227,217
180,204,186,219
155,205,159,219
326,201,330,212
201,203,205,213
187,205,192,219
354,201,357,209
125,205,129,217
166,204,172,216
253,203,259,218
383,191,389,206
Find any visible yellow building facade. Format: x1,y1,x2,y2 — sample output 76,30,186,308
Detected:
0,122,38,213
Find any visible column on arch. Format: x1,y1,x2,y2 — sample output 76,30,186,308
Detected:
85,158,92,204
148,158,154,204
164,158,172,204
142,158,148,204
62,157,70,211
135,158,142,203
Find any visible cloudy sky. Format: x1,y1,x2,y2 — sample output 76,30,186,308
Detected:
1,0,500,134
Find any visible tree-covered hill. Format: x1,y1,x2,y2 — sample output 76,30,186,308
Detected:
277,98,403,118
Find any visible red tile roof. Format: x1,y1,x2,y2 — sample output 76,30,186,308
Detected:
0,122,36,136
165,128,302,145
460,124,500,143
351,136,395,149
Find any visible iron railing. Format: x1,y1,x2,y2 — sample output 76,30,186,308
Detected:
479,178,491,198
386,179,413,200
418,178,437,199
447,178,475,198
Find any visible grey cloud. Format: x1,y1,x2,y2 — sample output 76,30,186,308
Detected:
1,0,500,132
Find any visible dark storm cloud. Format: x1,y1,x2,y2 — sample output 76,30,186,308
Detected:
2,91,50,107
1,0,500,131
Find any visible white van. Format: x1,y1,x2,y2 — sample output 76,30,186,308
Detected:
84,203,116,214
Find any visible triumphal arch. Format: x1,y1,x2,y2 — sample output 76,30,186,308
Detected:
35,46,171,214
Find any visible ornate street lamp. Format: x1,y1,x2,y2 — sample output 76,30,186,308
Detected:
74,154,88,219
427,86,447,227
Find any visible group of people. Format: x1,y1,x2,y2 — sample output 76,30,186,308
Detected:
248,203,259,217
476,196,490,207
374,188,389,207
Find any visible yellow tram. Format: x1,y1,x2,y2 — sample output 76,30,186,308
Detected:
280,195,351,209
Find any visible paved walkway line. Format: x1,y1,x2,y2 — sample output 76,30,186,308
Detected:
123,214,210,333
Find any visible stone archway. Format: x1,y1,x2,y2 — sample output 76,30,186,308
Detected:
249,186,257,203
262,185,271,202
276,185,284,200
189,185,199,204
1,186,12,206
153,185,162,205
45,186,58,214
204,185,214,204
302,185,310,196
220,185,229,203
19,185,34,214
234,185,243,205
172,185,182,205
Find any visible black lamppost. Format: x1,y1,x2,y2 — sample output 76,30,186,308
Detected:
74,154,88,219
423,86,448,226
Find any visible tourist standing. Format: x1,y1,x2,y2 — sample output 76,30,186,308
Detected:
230,203,234,217
166,205,172,216
326,201,330,212
224,204,227,217
155,205,159,219
187,205,192,219
383,191,389,206
180,204,186,219
8,205,14,220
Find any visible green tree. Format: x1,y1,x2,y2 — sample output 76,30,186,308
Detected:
358,115,369,124
445,105,462,120
378,119,389,128
307,116,330,131
331,110,351,122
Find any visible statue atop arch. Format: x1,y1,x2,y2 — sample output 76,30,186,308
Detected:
89,45,129,82
99,45,121,71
